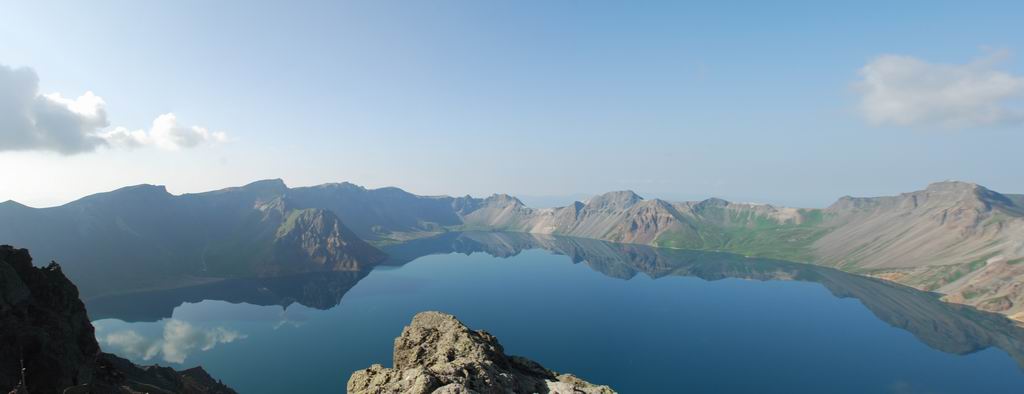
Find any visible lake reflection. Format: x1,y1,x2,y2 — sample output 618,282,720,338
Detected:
88,232,1024,393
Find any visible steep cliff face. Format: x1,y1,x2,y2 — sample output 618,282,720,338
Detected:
0,246,236,394
347,311,615,394
0,246,98,393
270,208,386,274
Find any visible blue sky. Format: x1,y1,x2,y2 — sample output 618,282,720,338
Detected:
1,1,1022,207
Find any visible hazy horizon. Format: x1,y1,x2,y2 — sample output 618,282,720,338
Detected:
3,1,1023,207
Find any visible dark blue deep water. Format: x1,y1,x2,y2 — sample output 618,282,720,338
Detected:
88,232,1024,393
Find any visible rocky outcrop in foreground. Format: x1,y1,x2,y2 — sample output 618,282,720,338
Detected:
348,311,615,394
0,245,235,394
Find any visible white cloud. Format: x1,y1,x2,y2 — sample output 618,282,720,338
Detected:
101,113,228,151
0,64,109,154
0,63,227,154
856,51,1024,129
99,319,246,364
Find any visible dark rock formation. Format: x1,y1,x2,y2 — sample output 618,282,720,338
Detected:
0,245,236,394
347,311,615,394
63,354,235,394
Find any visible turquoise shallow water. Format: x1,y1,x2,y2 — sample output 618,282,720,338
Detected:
89,232,1024,393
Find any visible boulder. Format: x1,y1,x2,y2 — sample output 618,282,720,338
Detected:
348,311,615,394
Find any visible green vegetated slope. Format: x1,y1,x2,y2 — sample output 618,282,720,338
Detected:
652,206,830,263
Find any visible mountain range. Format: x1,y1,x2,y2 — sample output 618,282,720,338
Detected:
1,179,1022,320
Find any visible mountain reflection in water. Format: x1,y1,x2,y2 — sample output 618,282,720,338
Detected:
86,231,1024,369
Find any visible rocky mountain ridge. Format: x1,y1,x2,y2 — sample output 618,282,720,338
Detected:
347,311,615,394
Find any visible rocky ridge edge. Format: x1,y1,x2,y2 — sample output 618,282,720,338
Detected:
347,311,615,394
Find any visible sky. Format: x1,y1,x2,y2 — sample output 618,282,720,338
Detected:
1,1,1022,208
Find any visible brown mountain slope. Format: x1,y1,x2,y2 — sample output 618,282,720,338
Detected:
815,181,1024,270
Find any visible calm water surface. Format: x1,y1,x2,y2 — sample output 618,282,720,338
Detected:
88,232,1024,393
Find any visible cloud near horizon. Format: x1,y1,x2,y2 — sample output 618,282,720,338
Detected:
0,63,227,154
856,51,1024,129
101,113,228,151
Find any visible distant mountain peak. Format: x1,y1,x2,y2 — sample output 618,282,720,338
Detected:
915,181,1018,211
485,193,525,207
200,179,289,202
314,181,364,190
924,180,981,193
241,178,289,192
586,190,643,209
0,200,28,209
695,197,731,210
70,184,171,206
827,181,996,212
119,183,170,193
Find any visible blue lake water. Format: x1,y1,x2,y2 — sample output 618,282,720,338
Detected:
88,232,1024,393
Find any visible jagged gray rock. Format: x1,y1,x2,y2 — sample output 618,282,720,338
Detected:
347,312,615,394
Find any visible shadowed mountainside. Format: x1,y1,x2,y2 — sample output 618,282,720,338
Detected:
0,180,385,297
